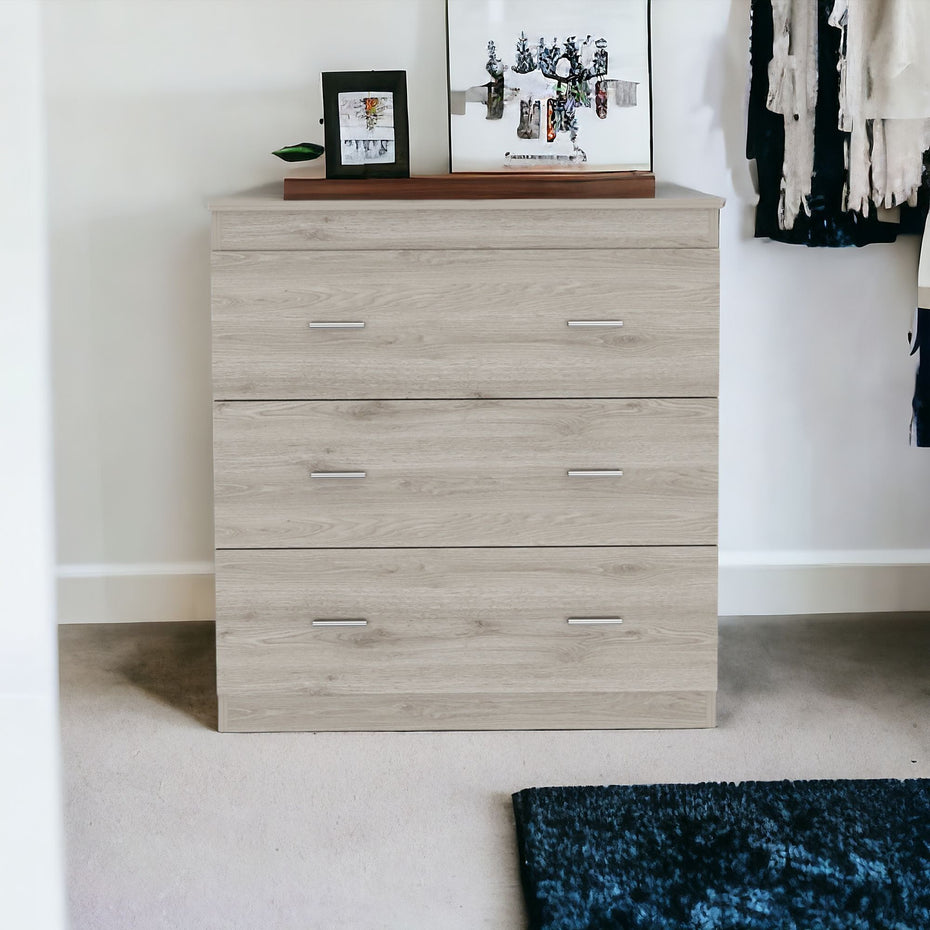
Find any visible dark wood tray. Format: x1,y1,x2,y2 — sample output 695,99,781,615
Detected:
283,171,656,201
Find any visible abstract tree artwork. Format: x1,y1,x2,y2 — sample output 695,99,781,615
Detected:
337,92,396,165
447,0,652,173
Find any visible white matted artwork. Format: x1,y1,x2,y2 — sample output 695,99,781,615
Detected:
447,0,652,173
337,91,396,165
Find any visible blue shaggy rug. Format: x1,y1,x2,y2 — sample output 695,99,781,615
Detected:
512,779,930,930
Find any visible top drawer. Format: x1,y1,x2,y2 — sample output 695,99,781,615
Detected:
211,200,721,251
212,249,719,400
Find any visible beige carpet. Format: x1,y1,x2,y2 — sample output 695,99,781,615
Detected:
59,614,930,930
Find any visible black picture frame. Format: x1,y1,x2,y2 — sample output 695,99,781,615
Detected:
321,71,410,180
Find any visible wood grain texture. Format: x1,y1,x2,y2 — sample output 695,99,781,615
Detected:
282,171,656,200
212,204,720,251
211,249,719,400
213,399,718,548
210,189,722,732
215,547,717,696
218,690,717,732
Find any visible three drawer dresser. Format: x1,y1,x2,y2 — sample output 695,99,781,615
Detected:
210,185,723,732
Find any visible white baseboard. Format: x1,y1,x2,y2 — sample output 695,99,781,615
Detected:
719,550,930,616
56,552,930,623
57,562,215,624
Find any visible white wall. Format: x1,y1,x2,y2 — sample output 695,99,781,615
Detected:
45,0,930,619
0,2,67,927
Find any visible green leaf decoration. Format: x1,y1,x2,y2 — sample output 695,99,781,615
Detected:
272,142,325,162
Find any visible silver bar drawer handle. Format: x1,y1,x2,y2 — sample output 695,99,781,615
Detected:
308,321,366,329
567,320,624,327
310,471,367,479
567,617,624,625
312,619,368,628
567,470,623,477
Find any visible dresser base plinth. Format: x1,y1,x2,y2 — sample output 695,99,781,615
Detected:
217,690,716,733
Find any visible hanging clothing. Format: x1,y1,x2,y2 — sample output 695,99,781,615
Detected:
748,0,930,247
765,0,818,231
830,0,930,215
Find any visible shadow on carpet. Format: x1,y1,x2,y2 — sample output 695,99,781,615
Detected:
120,621,217,729
513,779,930,930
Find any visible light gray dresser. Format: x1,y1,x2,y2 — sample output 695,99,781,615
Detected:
209,186,723,732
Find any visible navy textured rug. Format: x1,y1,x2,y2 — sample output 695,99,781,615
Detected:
512,779,930,930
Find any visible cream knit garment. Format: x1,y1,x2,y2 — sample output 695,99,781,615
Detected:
830,0,930,216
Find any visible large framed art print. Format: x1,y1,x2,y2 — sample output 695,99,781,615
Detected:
322,70,411,179
447,0,652,173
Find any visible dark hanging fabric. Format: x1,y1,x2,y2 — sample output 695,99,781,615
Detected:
747,0,930,247
910,307,930,445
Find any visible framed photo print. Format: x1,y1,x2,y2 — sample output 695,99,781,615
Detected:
321,71,410,179
447,0,652,173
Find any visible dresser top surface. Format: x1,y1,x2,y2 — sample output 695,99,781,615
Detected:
208,181,725,213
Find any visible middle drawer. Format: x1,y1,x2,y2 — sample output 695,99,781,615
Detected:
214,398,717,548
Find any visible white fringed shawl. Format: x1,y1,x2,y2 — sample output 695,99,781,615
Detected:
767,0,819,230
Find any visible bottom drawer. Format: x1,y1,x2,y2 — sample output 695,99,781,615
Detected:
216,547,717,732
